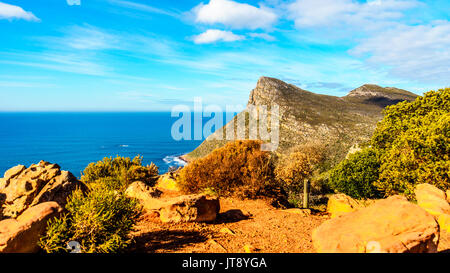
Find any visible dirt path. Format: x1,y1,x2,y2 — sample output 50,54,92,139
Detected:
130,197,450,253
131,197,327,253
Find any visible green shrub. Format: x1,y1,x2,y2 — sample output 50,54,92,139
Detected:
329,148,382,199
39,155,153,253
372,88,450,199
81,156,159,190
39,185,142,253
178,140,280,199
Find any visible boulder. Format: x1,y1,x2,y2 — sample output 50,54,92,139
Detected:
0,193,5,220
125,181,164,211
0,178,6,190
158,194,220,223
447,190,450,203
312,195,439,253
0,161,84,218
156,173,180,192
326,194,362,218
0,202,63,253
2,165,26,189
438,214,450,233
415,183,450,217
125,181,220,223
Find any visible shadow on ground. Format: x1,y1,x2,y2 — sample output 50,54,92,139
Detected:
132,230,209,253
215,209,251,224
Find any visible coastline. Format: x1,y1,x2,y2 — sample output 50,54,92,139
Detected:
178,154,190,164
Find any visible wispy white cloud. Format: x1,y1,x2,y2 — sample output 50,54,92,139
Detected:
0,52,111,76
249,32,276,41
288,0,418,29
193,29,245,44
351,20,450,83
107,0,180,18
55,25,120,50
193,0,277,30
0,2,40,21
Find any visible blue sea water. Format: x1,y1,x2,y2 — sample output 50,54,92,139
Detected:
0,112,228,178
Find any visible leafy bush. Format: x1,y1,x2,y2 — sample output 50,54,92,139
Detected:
274,143,324,193
329,147,382,199
39,185,142,253
329,88,449,200
39,156,153,253
81,156,159,190
177,140,279,199
372,88,450,198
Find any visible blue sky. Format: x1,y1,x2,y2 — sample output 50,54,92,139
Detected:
0,0,449,111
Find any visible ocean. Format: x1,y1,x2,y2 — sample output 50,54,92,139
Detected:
0,112,230,178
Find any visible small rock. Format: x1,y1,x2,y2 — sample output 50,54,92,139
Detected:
326,194,362,218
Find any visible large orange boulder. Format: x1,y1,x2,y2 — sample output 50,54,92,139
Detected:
125,181,220,223
0,202,62,253
158,194,220,223
0,161,85,218
415,183,450,233
312,195,439,253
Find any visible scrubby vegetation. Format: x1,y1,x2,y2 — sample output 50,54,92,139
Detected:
275,143,324,192
39,156,151,253
329,148,382,199
81,155,159,190
39,185,141,253
329,88,450,199
373,88,450,199
178,140,281,199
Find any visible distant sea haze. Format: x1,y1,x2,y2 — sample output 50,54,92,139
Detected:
0,112,232,177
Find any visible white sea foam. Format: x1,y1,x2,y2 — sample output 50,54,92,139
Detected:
163,155,187,167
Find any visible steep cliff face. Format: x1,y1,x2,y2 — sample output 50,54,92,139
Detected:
187,77,418,169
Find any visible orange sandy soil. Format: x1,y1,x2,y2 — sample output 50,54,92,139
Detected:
130,197,450,253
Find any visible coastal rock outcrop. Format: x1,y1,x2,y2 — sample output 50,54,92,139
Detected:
312,195,439,253
0,202,62,253
0,161,85,218
125,181,220,223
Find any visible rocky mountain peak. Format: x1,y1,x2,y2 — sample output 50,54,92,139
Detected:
346,84,418,102
249,76,307,106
